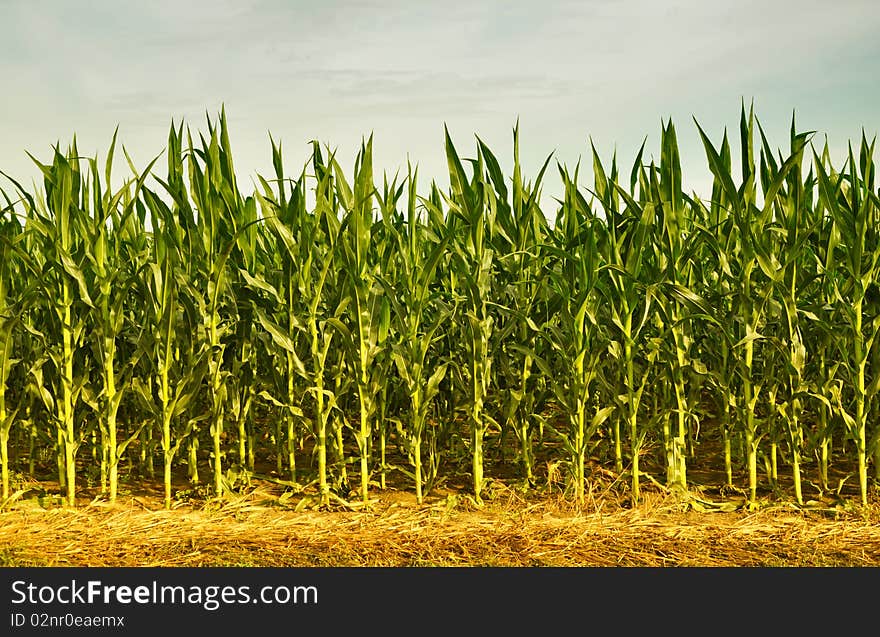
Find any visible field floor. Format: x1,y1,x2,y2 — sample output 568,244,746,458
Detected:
2,472,879,566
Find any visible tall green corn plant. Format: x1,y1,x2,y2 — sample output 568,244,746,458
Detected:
531,162,613,504
260,142,342,506
21,142,95,506
423,181,460,472
696,109,765,507
481,124,552,484
184,109,253,497
0,189,26,502
310,146,348,502
149,120,205,488
443,128,498,504
373,171,408,490
253,139,309,483
866,137,880,482
228,177,266,477
692,130,739,486
382,165,451,503
83,136,156,502
256,210,308,482
696,105,806,506
593,146,657,503
334,136,391,503
816,133,879,506
585,148,626,472
756,118,815,504
802,139,846,491
649,121,705,491
1,182,51,487
139,175,208,509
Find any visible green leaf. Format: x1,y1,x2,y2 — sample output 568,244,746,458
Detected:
58,249,95,308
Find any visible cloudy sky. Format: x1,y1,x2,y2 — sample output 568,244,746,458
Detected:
2,0,878,210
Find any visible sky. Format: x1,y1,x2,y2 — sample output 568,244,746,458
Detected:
2,0,878,215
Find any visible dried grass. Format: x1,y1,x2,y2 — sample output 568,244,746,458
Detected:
1,483,877,567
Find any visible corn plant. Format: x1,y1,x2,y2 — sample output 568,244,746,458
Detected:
816,134,880,506
19,143,98,506
442,129,500,504
183,110,254,497
485,124,552,485
0,105,876,511
592,146,659,503
0,188,26,502
139,168,207,508
757,119,815,504
529,162,612,504
334,137,393,503
382,165,451,502
647,122,708,491
259,141,345,505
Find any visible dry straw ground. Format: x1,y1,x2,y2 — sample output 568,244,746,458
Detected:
1,478,879,567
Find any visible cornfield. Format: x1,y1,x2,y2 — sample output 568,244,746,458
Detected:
0,104,878,513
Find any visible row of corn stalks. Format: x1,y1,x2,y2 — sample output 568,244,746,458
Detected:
0,105,878,510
